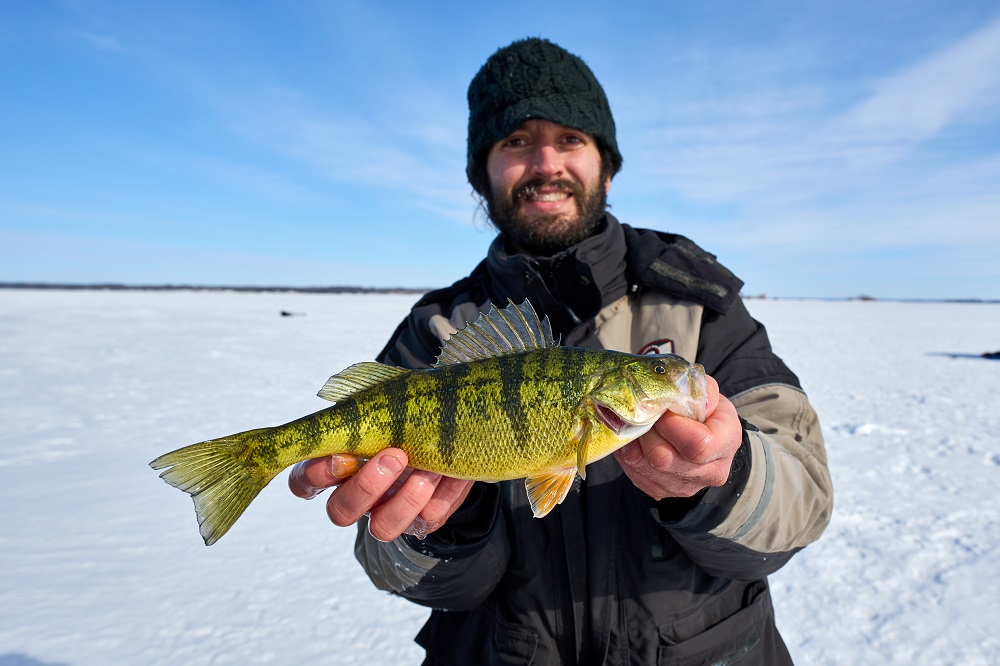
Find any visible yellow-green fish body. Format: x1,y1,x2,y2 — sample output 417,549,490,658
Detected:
151,300,707,545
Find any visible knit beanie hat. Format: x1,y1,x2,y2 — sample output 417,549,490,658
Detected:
466,38,623,195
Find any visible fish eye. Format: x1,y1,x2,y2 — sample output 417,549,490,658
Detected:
653,362,666,374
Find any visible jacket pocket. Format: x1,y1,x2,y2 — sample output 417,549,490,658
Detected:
417,607,538,666
656,582,772,666
492,617,538,665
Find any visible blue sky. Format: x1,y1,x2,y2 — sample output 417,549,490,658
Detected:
2,1,999,299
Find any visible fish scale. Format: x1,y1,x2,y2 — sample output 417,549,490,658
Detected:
151,300,707,545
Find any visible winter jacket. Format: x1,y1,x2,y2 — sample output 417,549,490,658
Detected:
355,215,833,665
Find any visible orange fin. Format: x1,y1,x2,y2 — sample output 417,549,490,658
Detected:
328,454,369,480
524,468,578,518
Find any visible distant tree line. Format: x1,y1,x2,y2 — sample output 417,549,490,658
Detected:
0,282,429,295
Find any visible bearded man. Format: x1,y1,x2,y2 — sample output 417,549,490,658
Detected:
290,38,832,666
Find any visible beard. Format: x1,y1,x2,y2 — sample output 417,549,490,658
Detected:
485,176,609,256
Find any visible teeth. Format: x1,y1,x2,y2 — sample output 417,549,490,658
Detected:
525,191,569,202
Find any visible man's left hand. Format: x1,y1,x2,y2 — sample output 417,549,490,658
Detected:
614,374,743,500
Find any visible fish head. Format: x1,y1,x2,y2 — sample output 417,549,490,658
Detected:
591,354,708,439
628,353,708,423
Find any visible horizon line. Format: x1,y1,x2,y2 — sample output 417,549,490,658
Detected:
1,282,997,304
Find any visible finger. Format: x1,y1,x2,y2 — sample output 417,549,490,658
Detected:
614,443,688,499
615,443,723,498
652,395,739,465
325,449,408,527
288,457,343,499
405,478,475,538
366,468,444,542
703,375,721,419
636,430,680,471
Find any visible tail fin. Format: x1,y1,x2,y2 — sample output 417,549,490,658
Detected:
150,427,280,545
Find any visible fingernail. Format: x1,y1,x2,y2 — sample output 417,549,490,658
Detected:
377,452,404,475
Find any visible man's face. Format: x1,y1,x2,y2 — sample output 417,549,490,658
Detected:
484,119,612,256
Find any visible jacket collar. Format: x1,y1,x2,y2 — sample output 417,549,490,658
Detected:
484,215,628,342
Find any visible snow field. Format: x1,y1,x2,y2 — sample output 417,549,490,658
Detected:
0,291,997,665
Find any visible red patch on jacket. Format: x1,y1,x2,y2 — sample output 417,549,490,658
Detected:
638,339,674,355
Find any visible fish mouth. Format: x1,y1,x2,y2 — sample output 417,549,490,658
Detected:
593,401,657,437
671,365,708,422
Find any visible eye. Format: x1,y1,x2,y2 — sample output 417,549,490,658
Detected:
502,135,529,149
653,362,666,374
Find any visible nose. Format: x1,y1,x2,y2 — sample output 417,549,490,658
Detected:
529,143,563,179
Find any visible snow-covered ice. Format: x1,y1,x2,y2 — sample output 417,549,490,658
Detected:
0,290,998,665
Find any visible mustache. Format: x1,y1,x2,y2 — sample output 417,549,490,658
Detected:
515,178,581,200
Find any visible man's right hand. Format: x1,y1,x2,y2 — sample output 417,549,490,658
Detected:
288,449,475,542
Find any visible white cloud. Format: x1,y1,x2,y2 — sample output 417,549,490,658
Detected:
836,14,1000,145
612,12,1000,263
198,80,475,225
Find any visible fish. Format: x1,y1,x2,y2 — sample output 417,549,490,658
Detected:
150,300,708,545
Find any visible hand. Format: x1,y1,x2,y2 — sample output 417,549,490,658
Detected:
613,374,743,500
287,448,475,542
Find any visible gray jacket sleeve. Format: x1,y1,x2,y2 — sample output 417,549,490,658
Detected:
353,483,510,609
654,298,833,580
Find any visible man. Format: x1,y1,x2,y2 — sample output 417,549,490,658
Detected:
289,38,832,665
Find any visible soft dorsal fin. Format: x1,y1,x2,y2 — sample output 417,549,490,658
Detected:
433,299,557,367
317,362,410,402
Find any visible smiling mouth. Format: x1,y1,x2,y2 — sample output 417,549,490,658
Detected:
526,191,570,202
516,180,576,204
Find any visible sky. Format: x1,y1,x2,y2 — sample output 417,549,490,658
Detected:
2,1,999,300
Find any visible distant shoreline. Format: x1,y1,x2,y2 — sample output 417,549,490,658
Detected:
0,282,429,295
0,282,996,304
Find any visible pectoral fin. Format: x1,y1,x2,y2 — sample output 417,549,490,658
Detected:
524,468,578,518
575,420,593,482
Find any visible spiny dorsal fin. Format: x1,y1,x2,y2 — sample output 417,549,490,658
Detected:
317,362,410,403
434,299,557,367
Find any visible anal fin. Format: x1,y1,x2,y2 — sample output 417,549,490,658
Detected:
524,468,578,518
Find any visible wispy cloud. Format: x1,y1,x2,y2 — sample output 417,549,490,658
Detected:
71,29,126,54
614,12,1000,261
835,14,1000,147
213,82,475,224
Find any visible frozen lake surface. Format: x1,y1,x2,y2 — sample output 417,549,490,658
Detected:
1,289,998,665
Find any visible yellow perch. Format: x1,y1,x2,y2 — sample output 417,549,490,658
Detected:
151,300,707,545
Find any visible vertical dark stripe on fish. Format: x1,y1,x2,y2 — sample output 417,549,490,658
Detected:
340,398,362,452
389,379,407,447
257,428,280,467
436,364,465,466
560,348,580,403
295,410,325,457
502,353,531,450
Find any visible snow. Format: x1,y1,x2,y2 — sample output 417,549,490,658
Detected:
0,289,998,665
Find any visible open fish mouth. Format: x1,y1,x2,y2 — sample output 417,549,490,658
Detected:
593,401,658,438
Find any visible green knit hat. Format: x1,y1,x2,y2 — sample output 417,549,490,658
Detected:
466,38,623,195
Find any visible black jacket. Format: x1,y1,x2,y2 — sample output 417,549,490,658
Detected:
356,216,832,665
